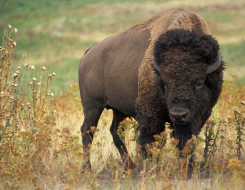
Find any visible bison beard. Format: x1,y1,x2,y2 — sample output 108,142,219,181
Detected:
174,125,192,150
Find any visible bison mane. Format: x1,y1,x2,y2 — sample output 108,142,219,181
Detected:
153,29,225,88
154,29,220,66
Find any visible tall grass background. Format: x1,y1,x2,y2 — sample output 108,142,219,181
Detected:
1,0,245,189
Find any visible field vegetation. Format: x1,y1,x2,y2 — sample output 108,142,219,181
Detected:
1,0,245,189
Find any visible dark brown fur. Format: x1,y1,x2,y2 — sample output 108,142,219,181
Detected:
78,8,225,169
136,29,224,151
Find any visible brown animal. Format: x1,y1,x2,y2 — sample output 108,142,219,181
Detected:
78,8,225,169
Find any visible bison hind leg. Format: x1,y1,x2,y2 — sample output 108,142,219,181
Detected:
81,104,104,167
110,109,136,170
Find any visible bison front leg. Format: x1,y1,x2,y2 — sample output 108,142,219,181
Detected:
137,126,155,158
110,109,136,170
136,116,166,159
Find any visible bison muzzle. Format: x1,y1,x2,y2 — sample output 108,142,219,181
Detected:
78,8,225,169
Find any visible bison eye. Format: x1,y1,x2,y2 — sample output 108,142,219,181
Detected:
195,81,204,90
156,76,166,93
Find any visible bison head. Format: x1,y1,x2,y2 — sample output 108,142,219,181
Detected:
153,29,224,150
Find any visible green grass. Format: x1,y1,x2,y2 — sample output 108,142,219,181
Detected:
221,42,245,66
1,0,245,92
199,11,238,23
9,57,80,94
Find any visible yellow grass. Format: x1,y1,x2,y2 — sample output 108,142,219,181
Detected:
1,1,245,189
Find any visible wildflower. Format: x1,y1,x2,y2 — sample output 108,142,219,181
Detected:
22,53,27,58
24,62,30,68
241,101,245,105
228,158,243,172
70,84,77,91
30,65,35,70
13,28,18,33
13,73,18,79
48,74,52,78
38,82,41,86
33,77,37,81
13,42,17,47
52,72,56,76
233,107,238,113
17,66,21,70
47,92,50,96
29,82,33,85
8,24,12,29
42,67,47,71
50,93,54,97
27,103,31,109
4,171,11,177
16,70,20,74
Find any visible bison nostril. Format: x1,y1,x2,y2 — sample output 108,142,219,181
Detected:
181,113,187,120
169,107,191,124
172,113,187,120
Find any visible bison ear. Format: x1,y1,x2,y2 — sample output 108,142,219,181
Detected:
152,56,161,73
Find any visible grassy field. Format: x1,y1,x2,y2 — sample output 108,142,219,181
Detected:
1,0,245,92
1,0,245,189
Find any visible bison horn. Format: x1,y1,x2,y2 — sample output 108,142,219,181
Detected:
206,52,221,74
152,56,161,72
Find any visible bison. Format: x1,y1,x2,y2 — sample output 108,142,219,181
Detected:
78,8,225,169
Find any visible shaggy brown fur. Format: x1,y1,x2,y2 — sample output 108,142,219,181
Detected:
136,28,224,150
78,8,224,169
134,8,224,151
131,8,213,148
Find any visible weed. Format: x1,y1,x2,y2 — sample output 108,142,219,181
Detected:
233,105,245,160
1,1,245,188
203,120,220,164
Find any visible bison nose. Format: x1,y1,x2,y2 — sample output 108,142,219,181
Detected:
169,107,191,125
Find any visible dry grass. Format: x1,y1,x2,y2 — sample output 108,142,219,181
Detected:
1,30,245,190
1,1,245,189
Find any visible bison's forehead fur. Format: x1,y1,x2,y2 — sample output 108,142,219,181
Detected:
153,29,222,106
154,29,220,67
161,49,207,82
158,62,208,108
